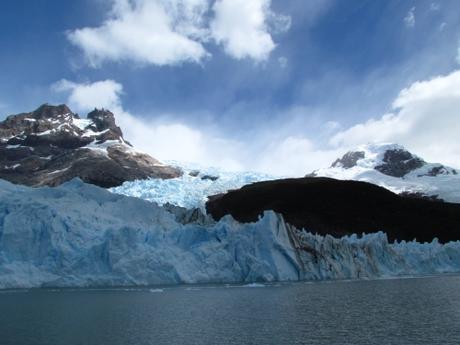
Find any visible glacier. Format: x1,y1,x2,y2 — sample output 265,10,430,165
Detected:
110,162,279,209
1,178,460,289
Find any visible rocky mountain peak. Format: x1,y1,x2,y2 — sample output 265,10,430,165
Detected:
328,144,428,177
308,142,459,203
87,108,119,131
375,147,425,177
0,104,181,187
31,104,73,120
331,151,365,169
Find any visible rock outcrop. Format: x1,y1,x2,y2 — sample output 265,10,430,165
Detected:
0,104,181,187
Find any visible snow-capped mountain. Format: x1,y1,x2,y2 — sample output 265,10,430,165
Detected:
1,178,460,289
0,104,181,187
309,143,460,203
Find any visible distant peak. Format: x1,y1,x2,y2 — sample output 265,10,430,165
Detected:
330,143,426,177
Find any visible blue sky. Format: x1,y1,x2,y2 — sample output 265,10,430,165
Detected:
1,0,460,174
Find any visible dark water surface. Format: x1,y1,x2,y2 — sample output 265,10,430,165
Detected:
1,276,460,345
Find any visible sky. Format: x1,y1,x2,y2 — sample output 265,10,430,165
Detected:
1,0,460,175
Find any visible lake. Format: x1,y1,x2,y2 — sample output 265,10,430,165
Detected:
1,275,460,345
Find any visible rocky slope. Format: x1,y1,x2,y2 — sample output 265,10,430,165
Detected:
206,177,460,243
308,143,460,202
0,104,181,187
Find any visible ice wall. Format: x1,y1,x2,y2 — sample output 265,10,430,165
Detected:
1,178,459,289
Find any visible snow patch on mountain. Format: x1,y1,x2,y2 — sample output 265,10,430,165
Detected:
312,143,460,203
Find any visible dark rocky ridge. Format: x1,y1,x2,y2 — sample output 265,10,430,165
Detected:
0,104,181,188
206,177,460,243
331,151,365,169
374,149,425,177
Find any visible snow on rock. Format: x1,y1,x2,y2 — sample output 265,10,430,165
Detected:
0,104,181,188
311,143,460,203
1,178,460,289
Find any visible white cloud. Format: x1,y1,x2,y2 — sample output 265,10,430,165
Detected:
331,70,460,168
278,56,288,68
53,79,124,111
68,0,290,66
404,7,415,28
68,0,210,66
457,44,460,64
430,3,440,11
210,0,285,61
254,136,340,176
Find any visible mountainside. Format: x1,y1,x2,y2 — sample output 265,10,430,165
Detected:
0,104,181,187
206,177,460,243
1,178,460,289
309,143,460,203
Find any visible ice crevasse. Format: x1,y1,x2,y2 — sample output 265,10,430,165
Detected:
0,178,460,289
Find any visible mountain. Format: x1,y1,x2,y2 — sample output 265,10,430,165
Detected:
308,143,460,203
0,104,181,187
206,177,460,243
1,177,460,289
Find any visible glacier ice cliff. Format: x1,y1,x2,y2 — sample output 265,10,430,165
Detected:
1,178,460,289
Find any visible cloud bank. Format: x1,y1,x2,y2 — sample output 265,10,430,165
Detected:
68,0,290,66
331,70,460,168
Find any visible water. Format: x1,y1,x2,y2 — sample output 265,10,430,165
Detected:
1,276,460,345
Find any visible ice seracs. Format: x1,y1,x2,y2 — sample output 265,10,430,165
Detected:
111,162,278,209
310,143,460,203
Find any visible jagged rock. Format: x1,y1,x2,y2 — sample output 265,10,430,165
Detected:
417,165,451,177
331,151,365,168
189,170,200,177
201,174,219,181
0,104,182,188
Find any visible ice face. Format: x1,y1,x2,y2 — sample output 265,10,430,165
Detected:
1,178,460,289
0,179,300,288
